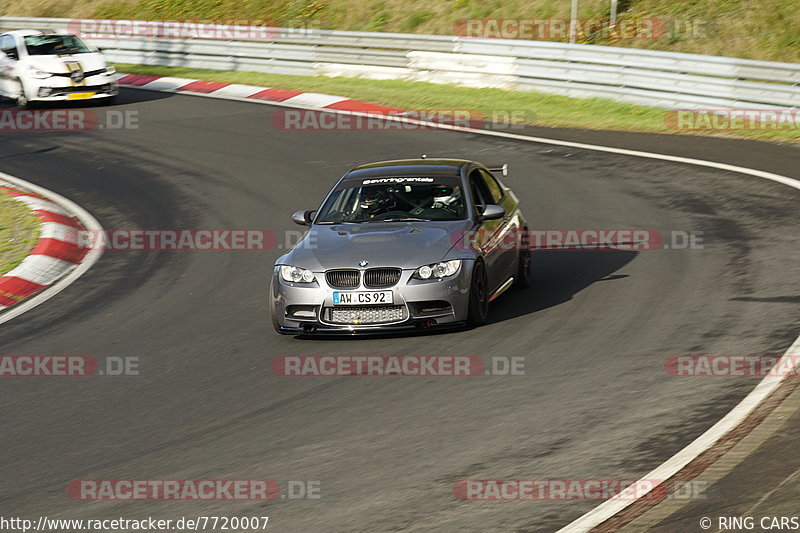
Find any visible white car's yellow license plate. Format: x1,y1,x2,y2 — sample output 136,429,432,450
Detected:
67,92,96,100
333,291,393,305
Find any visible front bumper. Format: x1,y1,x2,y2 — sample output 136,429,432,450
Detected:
270,263,474,335
26,74,118,102
274,321,468,336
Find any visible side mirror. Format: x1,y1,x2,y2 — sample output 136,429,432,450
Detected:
477,204,505,221
291,210,315,226
4,50,18,60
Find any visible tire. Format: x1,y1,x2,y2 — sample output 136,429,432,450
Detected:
513,229,532,289
466,259,489,327
13,79,29,109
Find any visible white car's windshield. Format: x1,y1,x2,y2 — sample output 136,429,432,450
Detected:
24,34,91,56
316,179,466,223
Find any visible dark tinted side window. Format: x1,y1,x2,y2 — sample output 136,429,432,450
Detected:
480,169,504,203
469,169,491,206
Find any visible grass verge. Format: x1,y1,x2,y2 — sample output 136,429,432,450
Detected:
3,0,799,62
0,189,40,277
114,63,800,143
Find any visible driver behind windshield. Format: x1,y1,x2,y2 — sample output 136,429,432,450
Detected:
24,35,91,56
356,186,395,219
317,180,465,223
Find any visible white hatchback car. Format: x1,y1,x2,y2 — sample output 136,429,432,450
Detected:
0,30,118,107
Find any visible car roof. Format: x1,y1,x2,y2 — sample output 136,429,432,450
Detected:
2,30,45,38
342,159,475,182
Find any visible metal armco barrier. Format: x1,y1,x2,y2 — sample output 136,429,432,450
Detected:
2,16,798,110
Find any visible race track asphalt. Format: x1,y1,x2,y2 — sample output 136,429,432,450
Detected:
0,89,798,532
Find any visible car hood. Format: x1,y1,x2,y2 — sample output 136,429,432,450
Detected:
26,53,107,74
281,220,474,270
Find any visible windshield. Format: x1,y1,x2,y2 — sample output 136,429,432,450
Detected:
316,178,466,223
24,35,91,56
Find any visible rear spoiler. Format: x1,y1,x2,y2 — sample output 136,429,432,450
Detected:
418,155,508,177
488,164,508,177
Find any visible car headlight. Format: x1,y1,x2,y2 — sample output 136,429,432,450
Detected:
27,66,51,79
412,260,461,280
105,66,116,74
280,265,316,283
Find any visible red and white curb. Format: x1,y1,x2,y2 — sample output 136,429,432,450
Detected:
0,172,103,325
114,73,407,115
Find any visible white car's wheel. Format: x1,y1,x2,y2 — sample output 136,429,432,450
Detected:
13,79,29,109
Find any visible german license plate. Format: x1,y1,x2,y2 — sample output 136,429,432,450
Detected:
67,92,96,100
333,291,393,305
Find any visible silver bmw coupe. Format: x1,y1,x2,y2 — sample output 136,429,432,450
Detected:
270,158,530,335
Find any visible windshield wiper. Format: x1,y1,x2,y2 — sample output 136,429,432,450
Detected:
378,217,429,222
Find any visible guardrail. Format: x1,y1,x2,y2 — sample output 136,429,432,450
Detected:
2,16,799,110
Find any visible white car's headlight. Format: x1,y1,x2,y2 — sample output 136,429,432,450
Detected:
412,260,461,280
27,66,51,79
280,265,316,283
105,66,116,74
